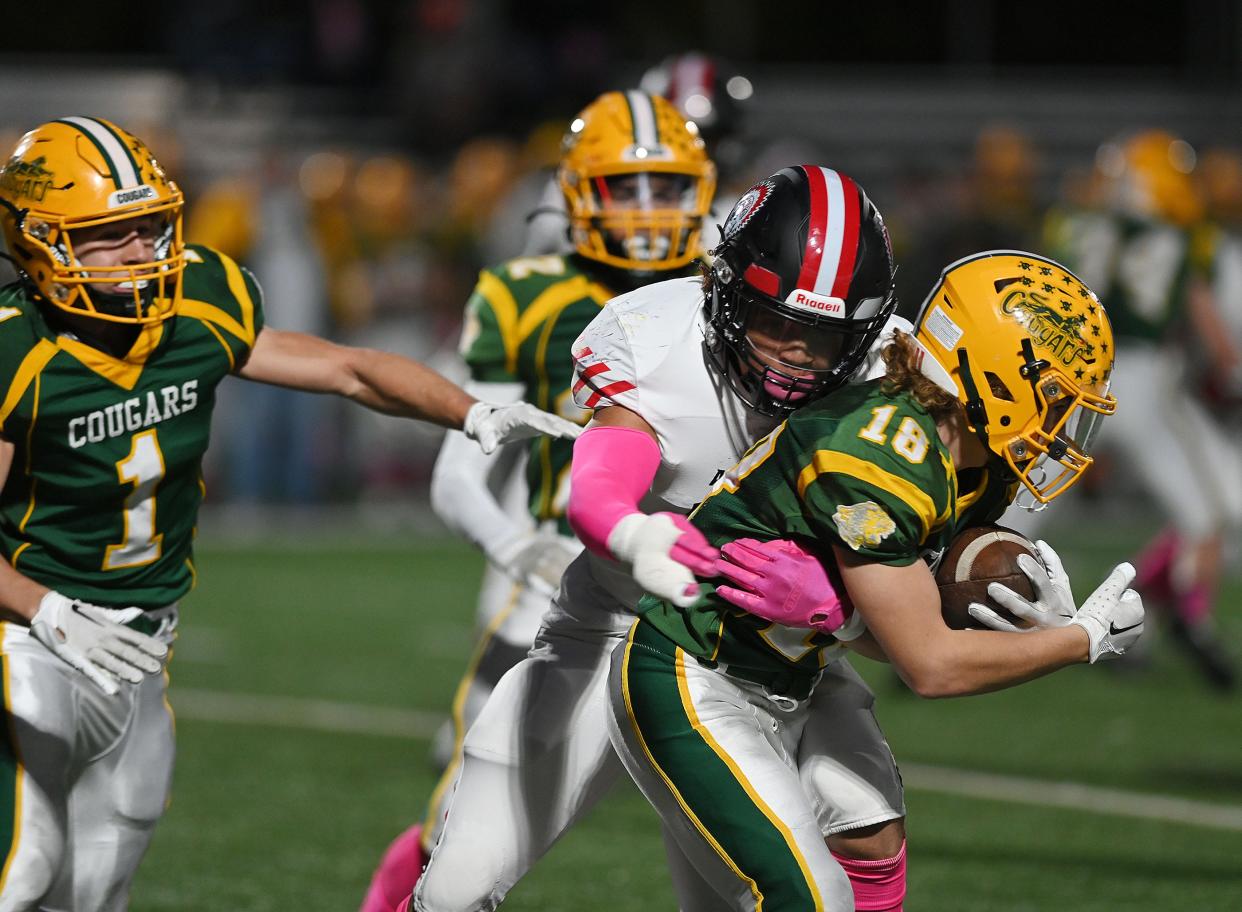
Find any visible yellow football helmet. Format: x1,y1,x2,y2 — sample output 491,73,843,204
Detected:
0,116,184,323
558,90,716,273
1095,129,1203,227
913,251,1117,504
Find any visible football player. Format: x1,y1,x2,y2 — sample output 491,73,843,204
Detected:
606,250,1144,910
404,167,910,912
522,53,745,260
0,116,579,912
358,90,718,912
1012,130,1240,689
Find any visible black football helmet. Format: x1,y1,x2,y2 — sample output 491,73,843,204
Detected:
705,165,897,415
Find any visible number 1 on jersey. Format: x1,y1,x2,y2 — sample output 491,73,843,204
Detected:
104,429,166,570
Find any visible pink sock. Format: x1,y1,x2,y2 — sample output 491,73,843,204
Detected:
831,841,907,912
1176,583,1212,625
1134,529,1178,603
360,824,426,912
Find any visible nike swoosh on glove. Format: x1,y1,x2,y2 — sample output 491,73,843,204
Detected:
1068,562,1145,662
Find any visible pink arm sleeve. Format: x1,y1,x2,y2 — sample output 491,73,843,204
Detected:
567,424,662,558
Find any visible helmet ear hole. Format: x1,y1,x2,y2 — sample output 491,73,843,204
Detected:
985,371,1015,401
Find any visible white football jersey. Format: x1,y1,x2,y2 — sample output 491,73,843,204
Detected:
563,275,909,614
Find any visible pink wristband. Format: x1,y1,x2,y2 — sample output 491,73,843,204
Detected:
567,425,662,557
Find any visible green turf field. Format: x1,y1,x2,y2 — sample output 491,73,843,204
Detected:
131,516,1242,911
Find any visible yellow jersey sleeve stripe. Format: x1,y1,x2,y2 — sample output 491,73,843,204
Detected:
0,339,57,433
797,449,940,542
180,299,250,348
476,271,521,374
516,276,610,348
197,319,235,371
219,254,257,345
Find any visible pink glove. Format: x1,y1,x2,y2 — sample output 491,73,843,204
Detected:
664,513,719,576
715,538,856,636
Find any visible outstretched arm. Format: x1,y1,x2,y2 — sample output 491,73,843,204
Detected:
238,327,475,426
237,327,580,452
430,380,580,594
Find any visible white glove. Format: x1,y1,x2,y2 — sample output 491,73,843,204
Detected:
607,512,719,608
463,401,583,455
29,591,169,695
1069,562,1145,663
968,540,1075,632
491,530,581,597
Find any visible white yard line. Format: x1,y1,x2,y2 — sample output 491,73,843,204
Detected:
171,687,443,740
170,687,1242,833
898,763,1242,833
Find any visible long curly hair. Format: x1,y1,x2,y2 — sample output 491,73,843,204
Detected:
880,330,960,421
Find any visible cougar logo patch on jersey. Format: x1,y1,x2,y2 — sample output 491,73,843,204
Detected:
722,180,773,241
832,501,897,551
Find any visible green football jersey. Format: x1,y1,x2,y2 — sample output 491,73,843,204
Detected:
0,244,264,609
637,380,1015,687
458,253,615,533
1044,207,1217,342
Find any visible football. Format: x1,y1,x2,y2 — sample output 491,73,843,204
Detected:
934,524,1043,630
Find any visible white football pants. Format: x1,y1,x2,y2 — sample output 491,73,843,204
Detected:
0,611,176,912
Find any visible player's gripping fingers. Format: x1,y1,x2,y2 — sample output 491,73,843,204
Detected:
110,624,170,659
719,539,776,573
713,557,763,592
1016,553,1055,598
88,648,145,685
715,584,761,613
76,660,122,696
966,603,1023,633
663,514,718,577
1034,540,1069,584
983,579,1038,617
106,637,165,675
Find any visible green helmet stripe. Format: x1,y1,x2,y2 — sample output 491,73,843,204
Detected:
56,117,141,190
623,91,660,150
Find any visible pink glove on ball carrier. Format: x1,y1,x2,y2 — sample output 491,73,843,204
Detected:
715,538,863,638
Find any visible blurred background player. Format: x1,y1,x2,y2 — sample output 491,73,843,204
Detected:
520,51,753,259
358,89,717,912
1007,129,1241,690
0,116,578,912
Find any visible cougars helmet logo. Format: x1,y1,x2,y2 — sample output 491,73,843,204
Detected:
912,251,1117,504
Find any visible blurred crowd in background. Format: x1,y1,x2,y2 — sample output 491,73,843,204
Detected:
5,2,1242,514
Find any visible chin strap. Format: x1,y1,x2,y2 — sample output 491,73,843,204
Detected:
955,347,991,450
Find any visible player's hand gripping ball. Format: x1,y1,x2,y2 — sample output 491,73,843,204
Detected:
933,525,1044,630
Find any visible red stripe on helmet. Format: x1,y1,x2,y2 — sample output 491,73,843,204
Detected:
743,263,780,297
796,165,828,294
831,173,861,300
